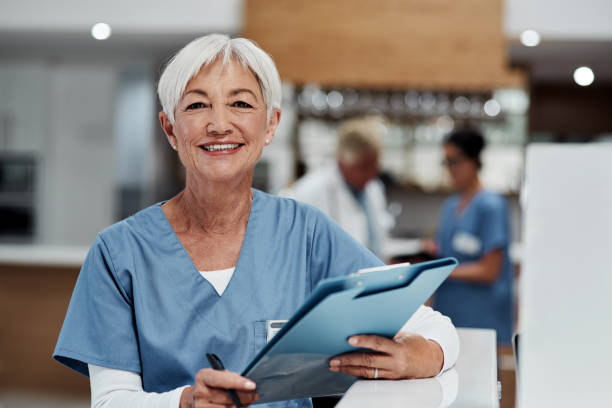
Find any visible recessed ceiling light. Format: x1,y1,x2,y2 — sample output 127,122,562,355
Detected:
574,66,595,86
520,30,541,47
91,23,112,40
453,96,470,114
483,99,501,117
326,91,343,109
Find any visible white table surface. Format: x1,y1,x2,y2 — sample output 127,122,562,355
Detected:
0,244,88,267
336,328,499,408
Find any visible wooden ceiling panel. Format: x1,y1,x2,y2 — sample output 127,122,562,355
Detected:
243,0,525,89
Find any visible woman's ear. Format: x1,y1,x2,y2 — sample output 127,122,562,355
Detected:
264,108,282,145
159,111,178,151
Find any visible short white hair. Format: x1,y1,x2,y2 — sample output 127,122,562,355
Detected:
337,116,382,164
157,34,282,124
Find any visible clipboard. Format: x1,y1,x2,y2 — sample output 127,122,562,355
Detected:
242,257,458,404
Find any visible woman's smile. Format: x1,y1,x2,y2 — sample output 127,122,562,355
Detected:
199,141,245,155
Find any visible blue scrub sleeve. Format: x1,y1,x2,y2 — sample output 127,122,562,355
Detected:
308,210,384,288
480,198,510,254
53,235,141,377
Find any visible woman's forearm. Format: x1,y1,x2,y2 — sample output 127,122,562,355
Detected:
451,263,497,283
450,250,503,284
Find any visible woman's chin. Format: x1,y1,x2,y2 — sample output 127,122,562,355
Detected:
191,166,253,186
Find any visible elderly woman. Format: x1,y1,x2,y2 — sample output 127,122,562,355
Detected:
54,34,459,408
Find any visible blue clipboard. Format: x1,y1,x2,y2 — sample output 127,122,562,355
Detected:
242,257,458,404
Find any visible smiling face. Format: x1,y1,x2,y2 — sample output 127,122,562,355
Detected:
159,57,280,186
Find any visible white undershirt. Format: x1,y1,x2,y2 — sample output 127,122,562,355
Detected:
199,267,235,295
89,364,188,408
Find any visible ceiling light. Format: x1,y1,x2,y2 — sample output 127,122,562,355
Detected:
483,99,501,117
520,30,541,47
453,96,470,114
91,23,112,40
574,66,595,86
326,91,343,109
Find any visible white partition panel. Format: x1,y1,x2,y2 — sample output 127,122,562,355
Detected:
519,144,612,407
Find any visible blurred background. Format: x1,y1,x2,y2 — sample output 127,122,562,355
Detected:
0,1,610,407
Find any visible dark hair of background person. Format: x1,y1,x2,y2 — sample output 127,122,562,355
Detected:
444,129,486,169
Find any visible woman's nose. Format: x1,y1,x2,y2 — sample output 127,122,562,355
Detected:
207,107,232,135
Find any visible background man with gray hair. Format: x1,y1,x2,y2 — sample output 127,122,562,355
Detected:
284,117,394,260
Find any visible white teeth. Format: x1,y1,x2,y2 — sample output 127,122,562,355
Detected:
202,144,240,151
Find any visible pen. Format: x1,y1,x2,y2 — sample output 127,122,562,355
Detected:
206,353,243,408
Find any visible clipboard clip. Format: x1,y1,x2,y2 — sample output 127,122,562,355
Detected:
356,261,411,275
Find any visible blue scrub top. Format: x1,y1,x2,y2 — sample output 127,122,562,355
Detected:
433,189,513,344
53,189,382,408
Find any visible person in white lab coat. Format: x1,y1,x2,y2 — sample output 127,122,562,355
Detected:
284,117,394,260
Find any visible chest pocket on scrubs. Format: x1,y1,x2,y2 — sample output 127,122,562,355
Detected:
253,320,288,355
253,321,268,355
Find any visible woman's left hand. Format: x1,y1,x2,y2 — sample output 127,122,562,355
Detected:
328,333,444,380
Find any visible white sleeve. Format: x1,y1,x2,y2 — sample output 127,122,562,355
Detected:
89,364,189,408
397,305,460,374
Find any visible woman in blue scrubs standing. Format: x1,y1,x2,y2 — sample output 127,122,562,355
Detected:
53,34,459,408
427,129,514,345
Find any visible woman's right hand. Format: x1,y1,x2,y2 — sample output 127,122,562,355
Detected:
180,368,258,407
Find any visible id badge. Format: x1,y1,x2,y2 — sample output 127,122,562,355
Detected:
266,320,288,342
452,231,482,256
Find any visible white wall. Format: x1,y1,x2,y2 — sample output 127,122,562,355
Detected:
0,62,47,152
505,0,612,40
114,68,156,190
0,0,242,34
519,144,612,407
37,63,118,245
